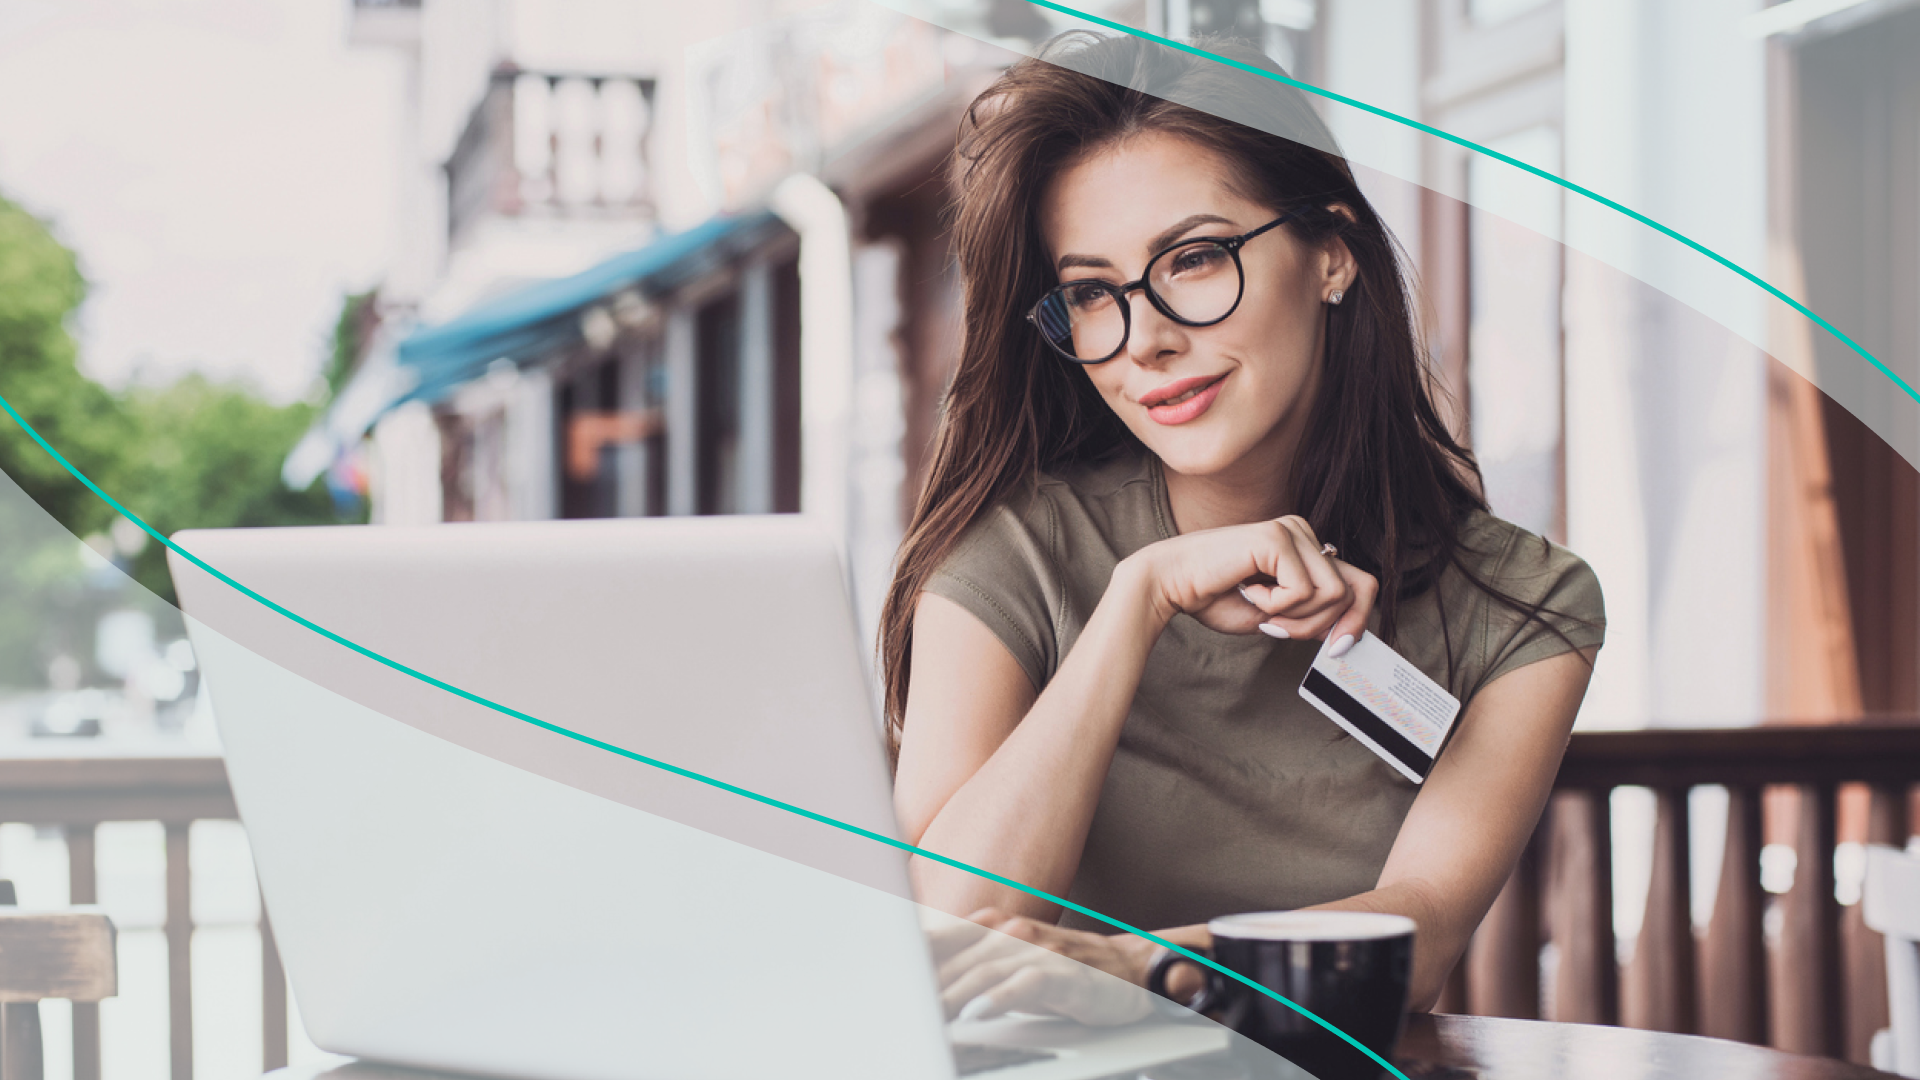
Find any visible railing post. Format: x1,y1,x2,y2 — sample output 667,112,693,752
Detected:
1466,824,1543,1018
164,822,192,1080
1548,788,1617,1025
1700,784,1768,1044
1772,782,1842,1058
1625,786,1695,1033
66,823,102,1080
262,890,287,1071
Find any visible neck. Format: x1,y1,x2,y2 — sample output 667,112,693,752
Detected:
1162,426,1303,534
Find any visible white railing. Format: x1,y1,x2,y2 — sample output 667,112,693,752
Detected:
446,68,657,246
0,758,282,1080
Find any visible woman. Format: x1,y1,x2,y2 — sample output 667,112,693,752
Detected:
882,31,1603,1019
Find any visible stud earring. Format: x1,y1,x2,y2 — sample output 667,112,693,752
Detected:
1327,290,1344,305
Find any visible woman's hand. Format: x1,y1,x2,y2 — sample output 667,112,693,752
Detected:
926,907,1160,1026
1128,515,1377,650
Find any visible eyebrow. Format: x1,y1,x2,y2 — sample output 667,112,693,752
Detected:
1055,213,1241,272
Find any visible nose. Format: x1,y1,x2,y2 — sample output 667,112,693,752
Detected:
1121,287,1184,370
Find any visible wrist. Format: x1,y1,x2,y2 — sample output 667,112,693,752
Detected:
1111,549,1177,630
1133,925,1212,991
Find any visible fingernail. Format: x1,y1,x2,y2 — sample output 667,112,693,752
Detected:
1258,623,1289,639
958,995,994,1022
1236,585,1254,603
1328,634,1355,658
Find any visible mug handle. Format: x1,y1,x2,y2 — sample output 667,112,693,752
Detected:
1146,947,1221,1014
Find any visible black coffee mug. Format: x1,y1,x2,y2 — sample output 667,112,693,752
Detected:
1146,911,1415,1080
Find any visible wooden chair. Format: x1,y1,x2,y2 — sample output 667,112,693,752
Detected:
0,880,116,1080
1866,844,1920,1078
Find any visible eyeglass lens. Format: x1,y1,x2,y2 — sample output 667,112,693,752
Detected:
1033,239,1243,362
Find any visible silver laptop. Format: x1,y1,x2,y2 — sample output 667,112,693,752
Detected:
169,517,1232,1080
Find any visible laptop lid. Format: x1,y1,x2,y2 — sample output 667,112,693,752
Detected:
170,517,956,1080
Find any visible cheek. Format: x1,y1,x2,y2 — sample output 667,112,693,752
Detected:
1084,367,1129,407
1229,295,1318,381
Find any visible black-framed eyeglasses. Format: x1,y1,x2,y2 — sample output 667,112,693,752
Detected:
1026,212,1296,364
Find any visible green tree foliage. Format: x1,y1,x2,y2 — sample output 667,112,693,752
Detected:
0,195,123,539
0,190,353,653
116,376,340,602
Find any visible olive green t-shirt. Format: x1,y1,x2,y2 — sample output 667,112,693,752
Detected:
923,448,1605,934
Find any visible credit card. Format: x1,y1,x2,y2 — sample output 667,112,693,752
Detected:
1297,631,1461,784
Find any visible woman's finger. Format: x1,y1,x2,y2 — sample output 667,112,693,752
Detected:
1242,519,1348,629
1322,561,1379,658
1278,518,1355,648
936,912,1058,988
942,954,1038,1016
1278,518,1348,605
1240,521,1313,614
1262,576,1374,652
957,964,1056,1022
936,929,1032,988
1277,513,1322,549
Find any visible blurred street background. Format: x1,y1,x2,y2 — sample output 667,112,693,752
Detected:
1,0,1918,1076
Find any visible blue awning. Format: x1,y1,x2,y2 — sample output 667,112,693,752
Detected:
283,209,787,489
395,209,786,405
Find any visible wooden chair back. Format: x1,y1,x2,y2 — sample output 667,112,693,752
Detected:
0,880,117,1080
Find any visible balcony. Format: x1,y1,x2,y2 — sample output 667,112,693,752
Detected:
1445,722,1920,1067
3,724,1915,1075
444,67,658,255
0,757,286,1079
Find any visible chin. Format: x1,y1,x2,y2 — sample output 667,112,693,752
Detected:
1142,434,1248,479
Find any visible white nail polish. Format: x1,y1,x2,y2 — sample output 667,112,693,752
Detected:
958,995,994,1022
1328,634,1355,658
1237,585,1254,604
1258,624,1289,639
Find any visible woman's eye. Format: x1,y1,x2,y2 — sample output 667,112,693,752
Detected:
1166,244,1230,277
1061,283,1114,310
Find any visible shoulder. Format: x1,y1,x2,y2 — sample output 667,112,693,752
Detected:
941,470,1060,571
1451,511,1604,624
922,449,1158,688
1434,511,1605,700
946,446,1160,566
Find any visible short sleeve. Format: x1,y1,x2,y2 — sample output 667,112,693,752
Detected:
922,493,1062,692
1471,526,1607,697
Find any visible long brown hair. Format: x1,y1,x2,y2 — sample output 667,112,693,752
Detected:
880,31,1555,757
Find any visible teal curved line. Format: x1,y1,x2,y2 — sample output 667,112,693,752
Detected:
1026,0,1919,408
0,389,1410,1080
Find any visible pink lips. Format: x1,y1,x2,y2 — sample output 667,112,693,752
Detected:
1140,373,1227,426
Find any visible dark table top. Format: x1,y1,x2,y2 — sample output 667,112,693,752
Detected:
265,1014,1905,1080
1395,1014,1902,1080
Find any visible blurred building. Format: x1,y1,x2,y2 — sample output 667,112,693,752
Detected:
1314,0,1920,740
290,0,1136,643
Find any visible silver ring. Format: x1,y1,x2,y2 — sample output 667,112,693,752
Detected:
1320,543,1339,559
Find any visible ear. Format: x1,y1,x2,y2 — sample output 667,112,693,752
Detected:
1318,203,1360,299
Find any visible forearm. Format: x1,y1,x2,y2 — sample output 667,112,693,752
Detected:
912,560,1169,919
1319,651,1600,1012
1306,881,1460,1011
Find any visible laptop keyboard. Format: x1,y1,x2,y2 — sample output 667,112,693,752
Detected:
952,1041,1060,1076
